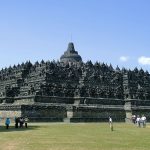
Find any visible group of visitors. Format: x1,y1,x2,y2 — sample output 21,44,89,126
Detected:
132,114,147,127
15,116,29,128
108,114,147,131
5,116,29,129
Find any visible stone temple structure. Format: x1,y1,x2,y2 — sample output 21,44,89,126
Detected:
0,42,150,122
60,42,82,63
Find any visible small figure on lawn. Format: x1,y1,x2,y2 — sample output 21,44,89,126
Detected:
136,115,141,127
19,117,24,128
132,115,136,124
141,115,146,128
24,116,29,128
109,116,113,131
5,117,10,129
15,117,19,128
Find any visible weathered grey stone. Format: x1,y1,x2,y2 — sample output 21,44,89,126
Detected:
60,42,82,63
0,42,150,122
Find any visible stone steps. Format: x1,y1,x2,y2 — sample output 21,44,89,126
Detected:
63,118,70,123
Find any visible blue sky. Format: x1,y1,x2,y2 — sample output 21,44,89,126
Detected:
0,0,150,71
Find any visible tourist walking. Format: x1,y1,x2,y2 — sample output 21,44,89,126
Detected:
19,117,24,128
24,116,29,128
109,116,113,131
141,115,146,128
15,117,19,128
132,115,136,124
5,117,10,129
136,115,141,127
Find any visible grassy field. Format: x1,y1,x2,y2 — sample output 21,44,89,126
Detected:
0,122,150,150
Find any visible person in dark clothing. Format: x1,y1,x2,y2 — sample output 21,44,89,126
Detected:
24,116,29,128
19,117,24,128
15,117,19,128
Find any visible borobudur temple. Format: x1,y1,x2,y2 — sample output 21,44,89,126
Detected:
0,42,150,122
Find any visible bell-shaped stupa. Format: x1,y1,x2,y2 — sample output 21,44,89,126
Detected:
60,42,82,63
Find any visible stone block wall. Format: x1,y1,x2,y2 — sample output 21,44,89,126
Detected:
0,105,21,119
0,97,150,122
72,106,126,122
34,96,74,104
79,97,125,105
21,104,67,122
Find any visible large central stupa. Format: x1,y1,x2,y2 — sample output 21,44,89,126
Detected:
60,42,82,63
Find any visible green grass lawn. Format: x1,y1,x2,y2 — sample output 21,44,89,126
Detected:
0,122,150,150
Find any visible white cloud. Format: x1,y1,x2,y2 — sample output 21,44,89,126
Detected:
119,56,129,62
138,56,150,65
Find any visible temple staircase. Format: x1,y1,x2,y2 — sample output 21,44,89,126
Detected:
63,99,80,123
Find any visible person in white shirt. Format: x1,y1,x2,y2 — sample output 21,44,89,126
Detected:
136,115,141,127
141,115,146,128
109,116,113,131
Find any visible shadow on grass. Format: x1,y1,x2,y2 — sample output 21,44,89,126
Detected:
0,125,40,132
